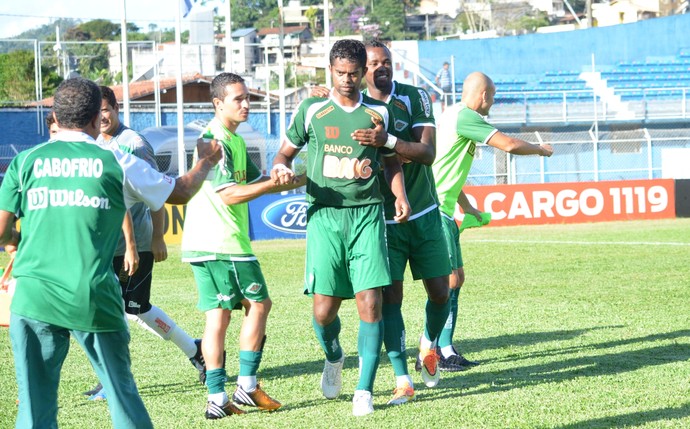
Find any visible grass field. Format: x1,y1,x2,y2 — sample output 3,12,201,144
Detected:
1,218,689,428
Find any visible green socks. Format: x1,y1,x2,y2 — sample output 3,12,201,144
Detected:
312,316,343,362
238,350,262,376
438,287,459,348
423,297,451,346
382,303,408,376
356,319,384,392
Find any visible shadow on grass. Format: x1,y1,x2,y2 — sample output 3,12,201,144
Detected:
454,325,625,363
483,327,688,364
135,382,204,398
413,329,690,400
552,402,690,429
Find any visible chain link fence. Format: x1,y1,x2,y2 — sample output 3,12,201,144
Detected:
466,127,690,186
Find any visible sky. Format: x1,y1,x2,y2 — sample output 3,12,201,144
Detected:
0,0,214,39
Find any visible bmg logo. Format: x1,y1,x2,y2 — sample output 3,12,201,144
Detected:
27,187,48,210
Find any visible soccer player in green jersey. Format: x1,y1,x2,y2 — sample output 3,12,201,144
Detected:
0,77,221,429
432,71,553,368
352,40,452,404
181,72,304,420
271,39,410,416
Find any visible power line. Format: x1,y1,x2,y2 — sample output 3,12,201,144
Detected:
0,12,181,25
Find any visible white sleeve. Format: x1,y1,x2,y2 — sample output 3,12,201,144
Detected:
115,149,175,210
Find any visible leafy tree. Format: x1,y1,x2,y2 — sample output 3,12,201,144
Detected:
0,50,61,105
506,11,550,32
73,19,120,40
305,7,320,35
368,0,407,40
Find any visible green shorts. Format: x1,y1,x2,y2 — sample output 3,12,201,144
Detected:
386,208,452,281
191,259,269,311
441,214,464,270
305,204,391,299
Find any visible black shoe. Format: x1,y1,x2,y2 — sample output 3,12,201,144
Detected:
82,382,103,397
190,339,207,384
439,353,480,372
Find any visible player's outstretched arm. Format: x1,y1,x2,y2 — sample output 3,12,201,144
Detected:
166,138,223,204
487,131,553,157
383,155,410,223
217,174,305,206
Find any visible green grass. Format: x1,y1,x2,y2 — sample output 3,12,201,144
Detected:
1,219,690,428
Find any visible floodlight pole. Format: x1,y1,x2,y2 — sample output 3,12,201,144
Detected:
121,0,131,126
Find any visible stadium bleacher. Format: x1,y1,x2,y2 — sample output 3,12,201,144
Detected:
493,49,690,105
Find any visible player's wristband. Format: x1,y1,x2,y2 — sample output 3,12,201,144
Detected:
384,134,398,150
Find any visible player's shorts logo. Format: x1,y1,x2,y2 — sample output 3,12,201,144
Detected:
261,195,308,234
246,282,263,294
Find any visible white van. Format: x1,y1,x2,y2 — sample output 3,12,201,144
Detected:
141,120,268,176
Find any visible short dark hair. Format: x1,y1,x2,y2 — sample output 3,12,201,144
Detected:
329,39,367,69
53,78,101,129
364,39,387,50
210,72,245,104
100,85,118,108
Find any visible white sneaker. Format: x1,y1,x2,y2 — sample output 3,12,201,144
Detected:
320,356,344,399
352,390,374,416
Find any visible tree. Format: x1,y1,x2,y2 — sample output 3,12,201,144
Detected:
506,11,551,33
73,19,120,40
0,50,61,105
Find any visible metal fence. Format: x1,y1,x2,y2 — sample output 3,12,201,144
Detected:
466,127,690,186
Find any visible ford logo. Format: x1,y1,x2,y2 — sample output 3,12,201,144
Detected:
261,195,308,234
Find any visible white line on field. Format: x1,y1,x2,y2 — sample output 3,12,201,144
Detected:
466,239,690,247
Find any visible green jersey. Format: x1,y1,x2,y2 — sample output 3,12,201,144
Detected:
181,117,262,261
364,81,439,221
0,131,175,332
285,92,395,207
433,103,497,218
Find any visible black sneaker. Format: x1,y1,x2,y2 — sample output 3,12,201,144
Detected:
189,339,206,384
204,400,246,419
82,382,103,397
439,350,479,372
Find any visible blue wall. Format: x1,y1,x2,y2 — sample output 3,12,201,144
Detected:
419,14,690,84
